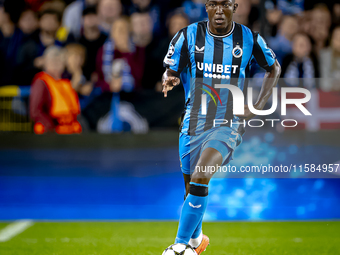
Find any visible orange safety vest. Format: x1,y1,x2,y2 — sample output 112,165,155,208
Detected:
33,72,82,134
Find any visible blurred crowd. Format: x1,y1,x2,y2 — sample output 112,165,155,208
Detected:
0,0,339,134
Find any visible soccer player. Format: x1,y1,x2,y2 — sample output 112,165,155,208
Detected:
162,0,281,254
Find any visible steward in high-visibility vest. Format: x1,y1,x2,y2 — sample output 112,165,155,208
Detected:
30,72,82,134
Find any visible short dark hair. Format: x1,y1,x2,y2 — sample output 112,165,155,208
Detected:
206,0,235,3
82,6,97,17
39,9,62,23
3,0,26,24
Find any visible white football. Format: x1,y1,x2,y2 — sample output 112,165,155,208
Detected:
162,243,197,255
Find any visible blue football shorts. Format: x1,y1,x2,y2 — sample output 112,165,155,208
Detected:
179,126,242,175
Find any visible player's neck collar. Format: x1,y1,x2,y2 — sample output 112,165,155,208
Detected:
206,21,235,38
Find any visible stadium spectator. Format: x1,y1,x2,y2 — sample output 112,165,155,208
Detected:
248,0,261,30
298,10,311,35
96,16,136,92
233,0,252,27
97,0,122,35
78,6,107,81
82,16,137,130
167,11,190,39
309,4,332,55
62,0,99,39
281,33,319,89
16,9,63,85
265,5,282,37
38,1,75,45
319,26,340,91
181,0,208,24
333,4,340,27
113,10,186,129
30,46,82,134
131,12,152,48
18,8,39,36
268,15,299,64
0,0,25,85
265,0,304,15
131,11,162,90
127,0,161,36
64,43,93,96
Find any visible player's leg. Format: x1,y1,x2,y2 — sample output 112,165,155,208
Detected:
175,147,223,244
175,128,239,254
179,133,206,245
183,173,190,197
189,215,205,252
188,149,220,253
191,147,223,184
183,173,204,248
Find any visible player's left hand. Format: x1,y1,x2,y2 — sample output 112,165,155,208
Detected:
235,105,256,120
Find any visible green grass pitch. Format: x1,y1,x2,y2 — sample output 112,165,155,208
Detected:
0,221,339,254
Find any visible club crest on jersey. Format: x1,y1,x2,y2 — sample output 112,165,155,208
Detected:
232,45,243,58
195,45,205,53
167,44,175,57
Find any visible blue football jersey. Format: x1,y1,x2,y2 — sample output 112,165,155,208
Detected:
163,21,276,136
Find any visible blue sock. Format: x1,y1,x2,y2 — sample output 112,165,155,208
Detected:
184,189,203,241
191,218,202,239
175,182,208,244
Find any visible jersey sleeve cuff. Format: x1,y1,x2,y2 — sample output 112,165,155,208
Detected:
263,60,276,72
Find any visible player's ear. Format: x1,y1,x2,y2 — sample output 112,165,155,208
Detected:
233,3,238,13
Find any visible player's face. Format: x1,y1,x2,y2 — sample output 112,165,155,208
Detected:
206,0,236,30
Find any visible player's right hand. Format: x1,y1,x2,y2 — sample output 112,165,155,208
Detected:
162,70,180,98
235,105,256,120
